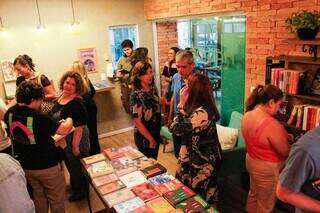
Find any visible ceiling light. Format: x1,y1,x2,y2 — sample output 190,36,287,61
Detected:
70,0,80,27
35,0,46,31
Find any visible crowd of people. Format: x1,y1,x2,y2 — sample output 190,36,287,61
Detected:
0,38,319,213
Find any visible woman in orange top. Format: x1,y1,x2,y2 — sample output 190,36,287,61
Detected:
241,84,290,213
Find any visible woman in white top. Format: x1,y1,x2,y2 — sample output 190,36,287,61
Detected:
0,98,11,155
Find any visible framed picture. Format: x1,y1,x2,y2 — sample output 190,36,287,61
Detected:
77,48,97,73
1,59,18,82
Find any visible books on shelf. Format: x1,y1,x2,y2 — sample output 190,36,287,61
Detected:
288,104,320,131
83,153,106,165
103,188,136,208
146,197,175,213
141,163,167,178
86,161,114,178
113,197,145,213
119,171,148,188
270,68,305,95
99,180,126,195
175,195,210,212
92,173,118,187
132,182,160,202
163,186,195,206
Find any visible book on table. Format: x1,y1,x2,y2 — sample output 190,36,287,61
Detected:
175,195,210,212
163,186,195,206
153,178,184,195
86,161,114,178
141,163,167,178
149,173,175,185
83,153,106,165
134,157,157,170
111,159,137,176
103,188,136,208
104,145,135,160
98,180,126,195
113,197,145,213
129,205,154,213
92,173,118,187
132,182,160,202
123,148,145,160
119,170,148,188
146,197,175,213
201,207,220,213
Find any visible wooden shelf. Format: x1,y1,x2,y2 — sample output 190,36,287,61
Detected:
283,39,320,60
270,55,320,65
283,38,320,45
286,93,320,102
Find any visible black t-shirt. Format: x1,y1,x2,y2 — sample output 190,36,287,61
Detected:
4,105,60,170
50,97,88,127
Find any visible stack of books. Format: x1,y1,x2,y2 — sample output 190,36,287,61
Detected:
82,146,219,213
270,68,305,94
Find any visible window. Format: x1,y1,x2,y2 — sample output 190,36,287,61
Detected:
109,25,139,68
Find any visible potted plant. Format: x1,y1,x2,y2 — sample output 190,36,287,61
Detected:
285,10,320,40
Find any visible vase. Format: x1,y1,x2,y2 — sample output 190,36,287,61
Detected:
297,28,319,40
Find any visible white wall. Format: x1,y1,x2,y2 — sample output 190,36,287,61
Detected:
0,0,154,97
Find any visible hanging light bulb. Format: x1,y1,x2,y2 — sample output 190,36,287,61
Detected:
35,0,46,31
70,0,80,28
0,16,7,34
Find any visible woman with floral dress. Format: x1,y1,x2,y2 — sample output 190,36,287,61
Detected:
171,73,223,206
130,61,162,159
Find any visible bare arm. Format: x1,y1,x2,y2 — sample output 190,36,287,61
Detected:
55,117,73,135
267,121,290,158
43,84,57,101
168,97,174,126
71,126,84,156
133,118,156,148
277,182,320,212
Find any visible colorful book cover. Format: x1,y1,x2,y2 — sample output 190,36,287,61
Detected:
146,197,175,213
163,186,195,206
83,153,106,165
176,195,209,212
149,173,175,185
104,147,125,160
141,163,167,178
153,179,184,195
113,197,145,213
132,182,160,202
134,157,157,170
118,156,135,166
130,205,154,213
119,171,148,188
201,207,220,213
103,188,136,208
86,161,114,178
98,180,126,195
111,159,138,176
124,148,145,160
92,173,118,187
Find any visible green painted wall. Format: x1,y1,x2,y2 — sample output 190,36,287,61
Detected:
220,31,246,125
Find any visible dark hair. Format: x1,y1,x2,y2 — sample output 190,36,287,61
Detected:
185,73,220,121
121,39,133,49
130,61,152,90
13,55,35,72
170,47,180,54
130,47,150,67
246,84,284,112
16,81,44,105
59,71,87,96
16,76,26,87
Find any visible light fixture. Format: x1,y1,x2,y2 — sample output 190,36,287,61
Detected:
0,16,7,32
70,0,79,27
35,0,45,31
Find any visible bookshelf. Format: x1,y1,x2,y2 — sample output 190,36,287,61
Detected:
283,39,320,60
266,54,320,139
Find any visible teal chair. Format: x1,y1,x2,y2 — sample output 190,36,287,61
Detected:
160,126,173,153
218,111,246,177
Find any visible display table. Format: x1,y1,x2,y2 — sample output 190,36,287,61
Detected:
80,146,219,213
92,80,115,93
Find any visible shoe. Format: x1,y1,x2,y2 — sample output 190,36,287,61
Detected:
68,193,88,202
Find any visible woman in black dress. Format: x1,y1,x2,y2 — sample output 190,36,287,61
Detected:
171,73,222,206
130,61,162,159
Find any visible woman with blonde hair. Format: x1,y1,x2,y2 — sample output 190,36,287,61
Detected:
70,61,100,155
242,84,290,213
130,61,161,159
50,71,90,202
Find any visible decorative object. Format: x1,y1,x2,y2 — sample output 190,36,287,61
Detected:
70,0,79,27
35,0,45,30
77,48,97,73
1,59,18,82
285,10,320,40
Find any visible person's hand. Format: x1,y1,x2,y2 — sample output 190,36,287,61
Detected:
72,145,80,156
149,138,157,149
179,86,189,109
159,97,166,106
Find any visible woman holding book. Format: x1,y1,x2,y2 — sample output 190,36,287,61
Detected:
170,73,222,207
242,84,290,213
130,61,162,159
50,71,90,202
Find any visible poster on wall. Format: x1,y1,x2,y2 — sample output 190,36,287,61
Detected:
77,48,97,73
1,59,18,82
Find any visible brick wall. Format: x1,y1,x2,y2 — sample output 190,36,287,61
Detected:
145,0,320,96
